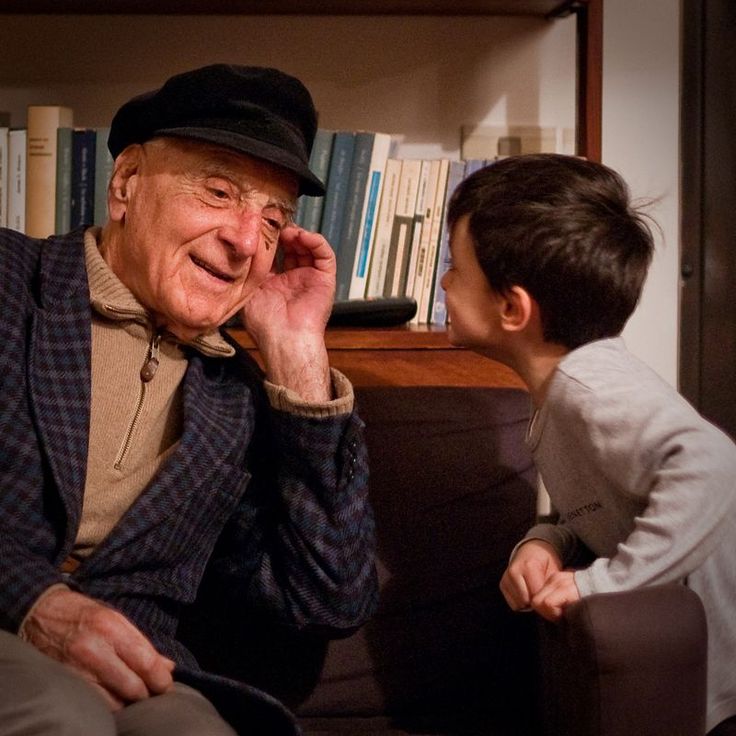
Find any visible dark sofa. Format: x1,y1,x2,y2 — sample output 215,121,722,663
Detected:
181,385,708,735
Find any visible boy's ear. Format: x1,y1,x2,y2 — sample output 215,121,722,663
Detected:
107,144,143,223
498,285,536,333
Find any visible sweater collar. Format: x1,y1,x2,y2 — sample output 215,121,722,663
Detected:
84,228,235,359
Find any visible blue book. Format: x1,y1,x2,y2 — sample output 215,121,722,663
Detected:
54,127,73,234
318,131,355,259
93,127,114,226
334,131,376,301
348,132,394,299
295,128,334,232
70,128,96,229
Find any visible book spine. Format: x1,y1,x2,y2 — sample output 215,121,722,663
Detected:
93,127,114,226
70,128,96,229
319,131,355,259
417,159,450,323
26,105,74,238
365,158,402,297
429,160,467,325
8,129,26,233
0,128,8,228
386,158,422,297
54,127,73,234
348,132,393,299
296,128,334,232
401,160,431,299
334,132,375,300
408,159,440,323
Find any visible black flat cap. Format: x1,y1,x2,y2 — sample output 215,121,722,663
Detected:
107,64,325,196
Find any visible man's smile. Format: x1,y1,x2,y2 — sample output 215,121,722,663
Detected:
190,255,236,283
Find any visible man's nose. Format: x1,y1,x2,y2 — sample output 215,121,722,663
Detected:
221,210,262,258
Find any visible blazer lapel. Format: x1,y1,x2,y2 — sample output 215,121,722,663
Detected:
27,232,92,543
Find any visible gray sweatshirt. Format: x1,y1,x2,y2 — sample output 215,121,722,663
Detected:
524,337,736,731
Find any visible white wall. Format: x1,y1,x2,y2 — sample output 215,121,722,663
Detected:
0,13,575,160
603,0,681,386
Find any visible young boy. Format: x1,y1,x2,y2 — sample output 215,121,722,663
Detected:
441,153,736,734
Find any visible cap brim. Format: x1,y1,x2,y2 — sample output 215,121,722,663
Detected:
157,126,325,197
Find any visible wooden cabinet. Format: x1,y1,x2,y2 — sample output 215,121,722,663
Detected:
2,1,602,389
229,327,527,388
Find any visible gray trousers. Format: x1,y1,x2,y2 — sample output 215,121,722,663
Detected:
0,630,237,735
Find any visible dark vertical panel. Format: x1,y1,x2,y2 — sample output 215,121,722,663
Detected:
700,0,736,436
679,0,705,405
680,0,736,438
577,0,603,162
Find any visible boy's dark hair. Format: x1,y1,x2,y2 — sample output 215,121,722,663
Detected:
447,154,655,349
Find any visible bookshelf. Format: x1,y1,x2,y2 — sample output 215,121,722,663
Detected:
1,0,602,388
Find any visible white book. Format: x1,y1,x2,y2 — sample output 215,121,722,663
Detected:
386,159,423,297
365,158,402,298
26,105,74,238
408,159,441,324
416,158,450,324
0,127,9,228
348,132,394,299
8,129,27,233
402,160,432,301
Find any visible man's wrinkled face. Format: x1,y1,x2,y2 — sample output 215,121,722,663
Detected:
105,137,298,340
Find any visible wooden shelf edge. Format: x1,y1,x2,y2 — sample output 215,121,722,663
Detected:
1,1,573,15
227,326,459,351
227,327,526,388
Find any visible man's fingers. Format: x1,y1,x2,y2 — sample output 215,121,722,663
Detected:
280,226,336,272
65,632,150,703
61,598,172,702
112,623,174,696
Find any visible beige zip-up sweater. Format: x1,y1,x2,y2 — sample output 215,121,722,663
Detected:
20,228,354,632
77,228,353,560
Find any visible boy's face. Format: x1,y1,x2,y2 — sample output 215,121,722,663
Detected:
442,215,506,351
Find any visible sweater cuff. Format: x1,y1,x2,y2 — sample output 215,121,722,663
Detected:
264,368,354,418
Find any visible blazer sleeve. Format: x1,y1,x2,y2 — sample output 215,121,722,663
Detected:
202,366,378,634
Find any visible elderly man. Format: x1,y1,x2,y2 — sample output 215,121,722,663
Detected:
0,64,377,735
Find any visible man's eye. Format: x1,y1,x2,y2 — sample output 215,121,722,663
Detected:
209,188,230,200
263,217,284,233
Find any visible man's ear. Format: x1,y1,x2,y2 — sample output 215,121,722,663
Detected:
107,144,142,223
498,285,536,333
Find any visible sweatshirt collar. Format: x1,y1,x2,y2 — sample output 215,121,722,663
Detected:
84,227,235,358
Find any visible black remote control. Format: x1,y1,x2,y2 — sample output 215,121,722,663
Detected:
328,297,418,327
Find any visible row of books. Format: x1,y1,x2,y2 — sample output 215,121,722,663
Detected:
294,129,494,326
1,110,493,327
0,106,114,239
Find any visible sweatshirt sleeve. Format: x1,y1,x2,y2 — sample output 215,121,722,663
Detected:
568,385,736,597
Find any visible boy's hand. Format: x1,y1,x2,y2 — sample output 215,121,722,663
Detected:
531,570,581,621
500,539,563,611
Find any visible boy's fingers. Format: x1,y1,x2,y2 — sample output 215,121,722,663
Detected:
500,568,531,610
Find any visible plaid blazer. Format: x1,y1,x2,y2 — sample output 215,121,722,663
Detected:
0,228,377,734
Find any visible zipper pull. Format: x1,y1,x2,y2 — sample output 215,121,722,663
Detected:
140,331,162,383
